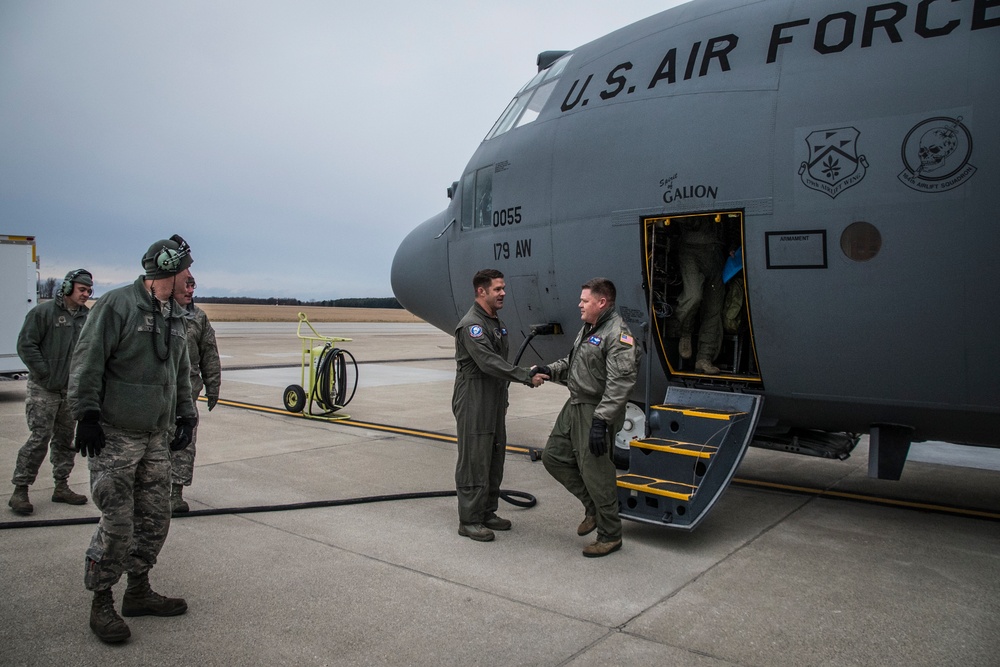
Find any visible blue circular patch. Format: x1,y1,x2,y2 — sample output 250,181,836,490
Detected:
469,325,484,338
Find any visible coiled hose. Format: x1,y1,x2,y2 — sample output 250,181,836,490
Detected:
311,345,358,415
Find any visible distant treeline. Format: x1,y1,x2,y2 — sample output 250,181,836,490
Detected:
196,296,403,309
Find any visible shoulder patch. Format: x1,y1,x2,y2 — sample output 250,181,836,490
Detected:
469,324,484,339
619,333,634,346
588,335,602,346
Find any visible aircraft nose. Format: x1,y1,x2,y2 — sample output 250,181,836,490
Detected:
391,210,456,332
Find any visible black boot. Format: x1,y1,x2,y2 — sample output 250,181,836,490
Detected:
90,590,130,643
121,572,187,617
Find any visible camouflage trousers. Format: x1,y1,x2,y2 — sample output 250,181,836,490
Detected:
169,402,199,486
85,424,172,592
11,379,78,486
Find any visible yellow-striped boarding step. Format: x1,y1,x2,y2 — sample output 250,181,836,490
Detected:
630,437,718,458
617,474,699,501
650,404,747,421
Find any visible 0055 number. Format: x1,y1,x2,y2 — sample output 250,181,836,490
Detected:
493,206,522,227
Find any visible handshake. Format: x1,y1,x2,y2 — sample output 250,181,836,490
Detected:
528,365,551,388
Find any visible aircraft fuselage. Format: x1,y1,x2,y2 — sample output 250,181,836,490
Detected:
392,0,1000,451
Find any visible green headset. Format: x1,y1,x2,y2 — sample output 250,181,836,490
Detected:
149,234,192,273
60,269,93,296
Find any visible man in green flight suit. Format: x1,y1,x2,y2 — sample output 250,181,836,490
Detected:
452,269,544,542
536,278,639,557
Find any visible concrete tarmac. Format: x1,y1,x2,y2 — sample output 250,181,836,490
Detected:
1,321,998,666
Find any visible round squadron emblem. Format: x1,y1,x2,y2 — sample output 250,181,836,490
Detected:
898,116,976,192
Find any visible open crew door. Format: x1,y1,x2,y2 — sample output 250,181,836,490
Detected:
617,386,762,530
642,211,761,383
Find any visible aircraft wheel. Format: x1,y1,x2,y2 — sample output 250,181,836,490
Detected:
283,384,306,413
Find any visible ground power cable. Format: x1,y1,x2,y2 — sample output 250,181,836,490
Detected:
0,489,537,531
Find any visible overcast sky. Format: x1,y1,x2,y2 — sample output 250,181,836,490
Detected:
1,1,686,300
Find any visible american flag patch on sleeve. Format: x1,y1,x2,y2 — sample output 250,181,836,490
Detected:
619,333,634,346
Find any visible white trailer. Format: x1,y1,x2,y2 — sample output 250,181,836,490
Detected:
0,235,39,377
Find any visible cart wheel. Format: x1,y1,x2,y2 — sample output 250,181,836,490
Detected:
283,384,306,413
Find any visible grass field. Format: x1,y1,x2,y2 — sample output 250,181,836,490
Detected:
195,303,423,323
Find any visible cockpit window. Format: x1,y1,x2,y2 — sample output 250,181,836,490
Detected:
516,80,556,128
474,166,493,228
461,165,494,230
484,54,571,141
518,69,547,95
543,54,570,80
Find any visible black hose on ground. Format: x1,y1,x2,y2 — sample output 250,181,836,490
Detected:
0,489,537,530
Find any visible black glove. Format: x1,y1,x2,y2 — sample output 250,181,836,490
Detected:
530,365,551,377
589,417,608,457
207,395,218,411
170,416,197,451
75,410,105,458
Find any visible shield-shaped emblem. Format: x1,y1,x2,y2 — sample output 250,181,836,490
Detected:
798,126,868,198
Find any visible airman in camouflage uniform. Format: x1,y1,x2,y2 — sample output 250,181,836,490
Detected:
452,269,543,542
537,278,639,558
8,269,93,515
69,236,198,644
170,274,222,515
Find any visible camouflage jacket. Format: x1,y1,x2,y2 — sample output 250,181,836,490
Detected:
69,276,195,431
185,303,221,400
546,307,639,424
17,294,89,392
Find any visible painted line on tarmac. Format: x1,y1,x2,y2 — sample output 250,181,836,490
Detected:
730,478,1000,521
206,396,458,444
208,397,1000,523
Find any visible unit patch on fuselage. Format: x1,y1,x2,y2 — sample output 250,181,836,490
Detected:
798,126,868,198
898,116,976,192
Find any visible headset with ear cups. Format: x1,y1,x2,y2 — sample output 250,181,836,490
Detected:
60,269,93,296
150,235,192,273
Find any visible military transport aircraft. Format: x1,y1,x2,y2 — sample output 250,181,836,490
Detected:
391,0,999,529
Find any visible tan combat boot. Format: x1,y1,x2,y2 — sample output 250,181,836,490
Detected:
121,572,188,617
170,484,189,515
8,485,32,515
582,538,622,558
577,514,597,536
90,590,131,643
52,480,88,505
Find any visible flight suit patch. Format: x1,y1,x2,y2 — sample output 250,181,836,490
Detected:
469,325,484,339
619,333,634,346
588,335,602,346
